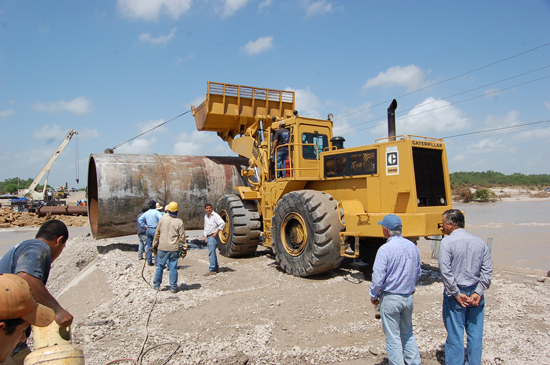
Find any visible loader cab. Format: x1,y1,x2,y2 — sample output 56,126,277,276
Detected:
292,118,332,179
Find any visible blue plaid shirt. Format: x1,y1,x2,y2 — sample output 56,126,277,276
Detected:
369,235,422,299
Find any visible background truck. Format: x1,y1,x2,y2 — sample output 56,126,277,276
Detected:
191,82,452,276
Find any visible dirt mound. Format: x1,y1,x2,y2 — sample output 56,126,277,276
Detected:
0,208,88,228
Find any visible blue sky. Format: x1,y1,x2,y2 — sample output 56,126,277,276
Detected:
1,0,549,189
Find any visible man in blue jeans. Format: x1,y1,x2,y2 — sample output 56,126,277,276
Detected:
369,214,422,365
136,205,148,260
203,203,225,276
152,202,186,293
439,209,493,365
270,120,289,178
138,200,164,266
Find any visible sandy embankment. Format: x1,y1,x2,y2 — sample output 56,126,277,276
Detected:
470,187,550,202
37,232,550,365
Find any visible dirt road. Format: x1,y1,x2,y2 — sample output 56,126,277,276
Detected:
38,233,550,365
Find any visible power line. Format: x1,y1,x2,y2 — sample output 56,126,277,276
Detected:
112,110,192,150
442,120,550,140
334,41,550,123
336,64,550,134
340,74,550,136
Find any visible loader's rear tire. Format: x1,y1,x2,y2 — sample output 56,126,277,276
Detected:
217,194,261,257
271,190,344,277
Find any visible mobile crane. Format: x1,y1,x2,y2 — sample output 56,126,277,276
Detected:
21,129,78,201
192,82,451,276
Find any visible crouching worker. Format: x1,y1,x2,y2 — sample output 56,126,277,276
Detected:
0,273,55,365
152,202,187,294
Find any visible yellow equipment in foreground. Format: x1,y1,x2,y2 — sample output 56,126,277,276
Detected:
192,82,452,276
24,322,84,365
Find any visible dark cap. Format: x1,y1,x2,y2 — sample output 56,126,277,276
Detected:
148,200,156,208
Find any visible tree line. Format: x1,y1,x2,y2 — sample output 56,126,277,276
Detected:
0,177,52,195
450,170,550,189
2,171,549,195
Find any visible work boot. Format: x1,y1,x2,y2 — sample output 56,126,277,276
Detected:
170,288,178,294
204,270,218,276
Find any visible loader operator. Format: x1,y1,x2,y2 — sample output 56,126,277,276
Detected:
271,120,290,178
0,220,73,365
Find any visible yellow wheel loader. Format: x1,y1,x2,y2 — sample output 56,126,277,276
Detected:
192,82,452,276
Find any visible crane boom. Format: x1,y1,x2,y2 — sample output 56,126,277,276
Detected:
22,129,78,198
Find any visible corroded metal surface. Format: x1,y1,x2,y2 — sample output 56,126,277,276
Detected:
88,154,248,239
37,206,88,216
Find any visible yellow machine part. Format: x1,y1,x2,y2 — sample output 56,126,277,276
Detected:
25,322,85,365
192,82,295,139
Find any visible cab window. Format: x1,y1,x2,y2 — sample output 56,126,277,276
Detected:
302,133,328,160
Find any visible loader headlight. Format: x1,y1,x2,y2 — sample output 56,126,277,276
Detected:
440,197,446,205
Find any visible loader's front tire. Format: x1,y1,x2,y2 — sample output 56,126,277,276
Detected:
271,190,343,277
217,194,261,257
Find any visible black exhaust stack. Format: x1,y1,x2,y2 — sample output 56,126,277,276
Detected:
387,99,398,141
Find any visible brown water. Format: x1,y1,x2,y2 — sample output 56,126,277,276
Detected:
420,200,550,272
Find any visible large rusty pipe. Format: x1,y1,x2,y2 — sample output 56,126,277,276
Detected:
88,154,249,239
37,206,88,216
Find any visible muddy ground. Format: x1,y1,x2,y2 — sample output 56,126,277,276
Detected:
29,232,549,365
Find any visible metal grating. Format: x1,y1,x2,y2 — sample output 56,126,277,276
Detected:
412,147,447,206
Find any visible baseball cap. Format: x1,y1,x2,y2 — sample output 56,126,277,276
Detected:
0,274,55,327
378,214,402,230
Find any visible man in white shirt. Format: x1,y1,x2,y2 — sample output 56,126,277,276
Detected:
203,203,225,276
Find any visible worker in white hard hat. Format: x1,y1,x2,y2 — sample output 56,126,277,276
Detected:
152,202,187,293
0,273,55,365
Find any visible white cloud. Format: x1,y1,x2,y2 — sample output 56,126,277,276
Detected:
333,101,374,136
139,27,177,45
116,137,158,154
258,0,272,10
0,109,14,118
466,138,505,154
362,65,430,91
173,131,232,155
32,124,66,141
242,36,273,55
303,0,333,17
483,110,521,128
219,0,251,18
189,96,205,109
32,96,91,115
373,97,471,136
513,126,550,141
285,86,322,118
484,88,500,98
118,0,192,21
136,119,169,135
545,101,550,111
79,127,100,141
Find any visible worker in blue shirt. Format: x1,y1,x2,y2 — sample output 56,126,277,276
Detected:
369,214,422,365
138,200,164,266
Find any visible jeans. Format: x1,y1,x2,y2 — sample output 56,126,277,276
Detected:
145,227,156,264
153,250,179,290
443,284,485,365
138,233,147,258
206,235,219,272
276,149,288,178
379,293,421,365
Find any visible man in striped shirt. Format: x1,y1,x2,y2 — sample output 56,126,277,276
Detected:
369,214,422,365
